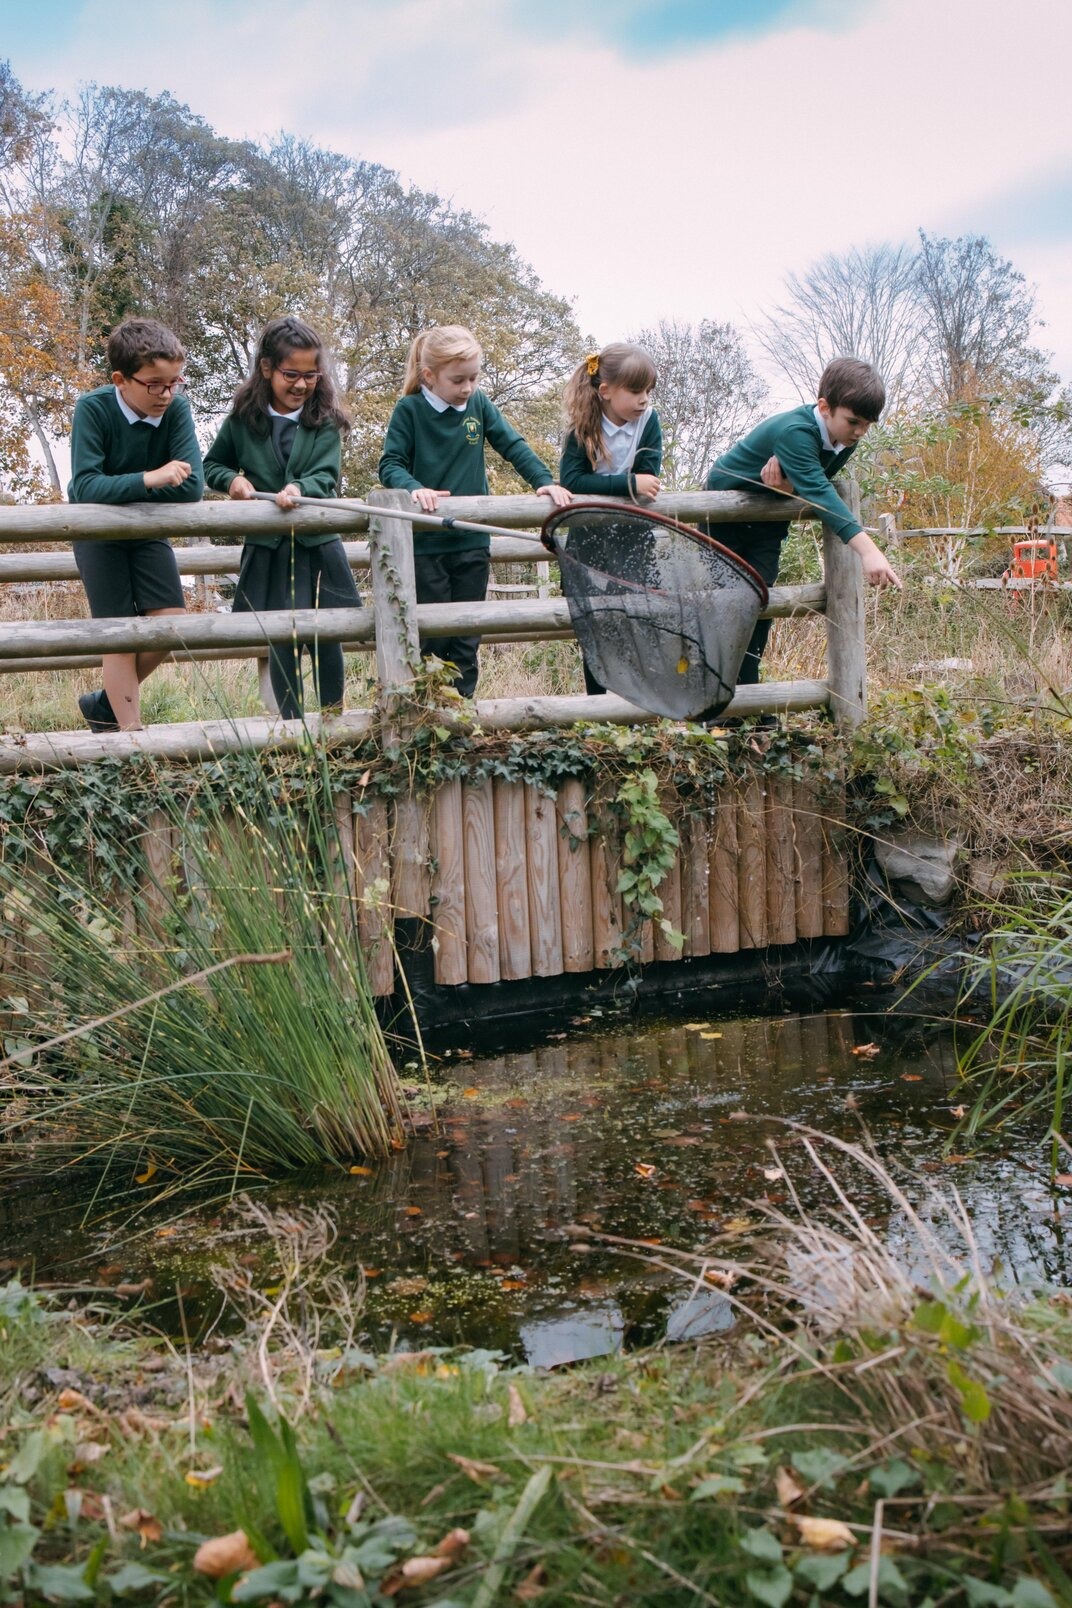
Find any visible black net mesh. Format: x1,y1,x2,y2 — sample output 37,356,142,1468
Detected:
542,503,769,720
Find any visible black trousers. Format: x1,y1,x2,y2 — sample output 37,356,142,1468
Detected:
413,548,490,698
233,537,360,719
708,521,785,686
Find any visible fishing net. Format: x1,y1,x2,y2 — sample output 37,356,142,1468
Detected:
541,503,769,720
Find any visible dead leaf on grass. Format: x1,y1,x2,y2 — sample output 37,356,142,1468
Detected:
192,1530,259,1578
120,1508,163,1547
775,1466,805,1508
446,1452,502,1483
515,1561,549,1600
791,1515,857,1550
185,1465,224,1488
433,1528,470,1559
507,1384,528,1428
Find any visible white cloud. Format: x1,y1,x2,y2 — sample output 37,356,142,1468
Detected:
12,0,1072,395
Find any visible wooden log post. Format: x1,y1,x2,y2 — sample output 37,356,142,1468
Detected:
823,479,867,730
526,785,564,976
681,812,711,958
432,778,467,986
367,488,430,1000
463,779,500,984
792,774,826,940
765,774,797,947
590,824,624,969
356,797,394,997
708,785,740,953
557,778,594,972
737,776,768,949
494,780,532,980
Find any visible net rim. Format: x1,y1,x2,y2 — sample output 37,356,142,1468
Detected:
540,498,770,608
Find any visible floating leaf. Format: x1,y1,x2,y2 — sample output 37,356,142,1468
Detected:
349,1165,375,1177
851,1043,881,1058
633,1162,657,1179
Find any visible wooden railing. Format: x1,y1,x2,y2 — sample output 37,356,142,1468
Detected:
0,488,866,771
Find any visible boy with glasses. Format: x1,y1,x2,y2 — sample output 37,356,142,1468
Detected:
69,316,204,731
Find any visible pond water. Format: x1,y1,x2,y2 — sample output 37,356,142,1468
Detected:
3,1007,1069,1365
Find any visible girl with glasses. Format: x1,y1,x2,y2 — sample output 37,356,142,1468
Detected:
204,316,360,719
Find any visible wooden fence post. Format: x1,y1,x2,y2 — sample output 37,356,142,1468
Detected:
367,488,421,724
823,478,867,730
367,489,427,1002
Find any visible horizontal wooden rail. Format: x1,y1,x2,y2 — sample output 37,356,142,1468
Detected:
0,680,830,774
0,488,806,547
0,584,827,665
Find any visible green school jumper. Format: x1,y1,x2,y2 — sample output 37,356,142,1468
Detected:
559,412,663,497
68,386,204,505
203,414,343,547
706,403,862,542
377,390,553,554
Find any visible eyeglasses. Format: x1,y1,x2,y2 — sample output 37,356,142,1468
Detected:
275,367,321,386
128,375,187,397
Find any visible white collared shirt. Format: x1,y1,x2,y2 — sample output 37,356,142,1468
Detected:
814,405,846,456
114,385,164,428
269,404,303,422
421,385,466,414
600,414,642,475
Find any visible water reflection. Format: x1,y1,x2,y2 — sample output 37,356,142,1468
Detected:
1,1010,1068,1364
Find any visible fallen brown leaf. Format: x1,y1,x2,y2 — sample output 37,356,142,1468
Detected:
120,1507,163,1547
633,1162,657,1179
193,1530,259,1578
446,1452,502,1483
515,1561,549,1600
56,1388,99,1415
433,1528,470,1560
1055,1173,1072,1187
775,1466,805,1508
852,1043,881,1058
791,1514,857,1551
401,1556,452,1585
507,1384,528,1428
114,1279,152,1299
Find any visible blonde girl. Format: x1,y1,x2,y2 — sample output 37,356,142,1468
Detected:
377,324,570,697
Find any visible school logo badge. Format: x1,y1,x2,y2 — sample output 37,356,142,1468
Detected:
464,416,480,445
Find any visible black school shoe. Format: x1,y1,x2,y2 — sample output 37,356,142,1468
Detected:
78,690,119,733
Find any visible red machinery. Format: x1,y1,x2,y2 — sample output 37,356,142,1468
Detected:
1003,537,1059,586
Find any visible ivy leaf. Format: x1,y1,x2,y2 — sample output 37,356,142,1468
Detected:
739,1527,782,1563
744,1564,794,1607
964,1582,1014,1606
794,1551,852,1590
1010,1581,1059,1608
947,1360,991,1423
790,1447,851,1487
869,1458,921,1497
690,1475,746,1500
842,1556,908,1598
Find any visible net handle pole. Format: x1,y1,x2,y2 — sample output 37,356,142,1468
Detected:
248,488,539,543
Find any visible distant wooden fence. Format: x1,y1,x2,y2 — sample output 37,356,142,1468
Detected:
0,486,868,771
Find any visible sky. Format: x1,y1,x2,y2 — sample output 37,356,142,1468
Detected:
4,0,1072,407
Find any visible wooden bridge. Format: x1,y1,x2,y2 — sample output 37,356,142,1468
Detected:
0,489,864,1015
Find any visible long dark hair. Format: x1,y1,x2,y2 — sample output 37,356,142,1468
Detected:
232,316,352,436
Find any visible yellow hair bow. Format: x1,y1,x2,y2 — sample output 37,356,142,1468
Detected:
585,352,600,376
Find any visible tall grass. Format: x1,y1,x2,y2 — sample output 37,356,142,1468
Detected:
0,748,405,1207
952,873,1072,1167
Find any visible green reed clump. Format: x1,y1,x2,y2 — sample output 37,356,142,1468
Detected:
953,873,1072,1166
0,755,404,1204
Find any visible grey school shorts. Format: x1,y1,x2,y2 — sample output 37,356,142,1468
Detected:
73,538,185,617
